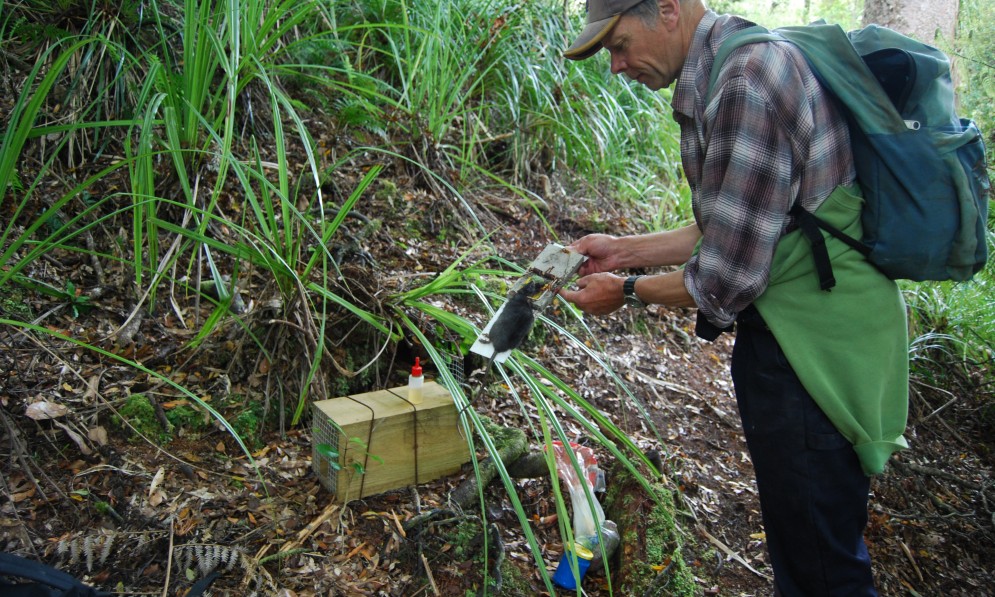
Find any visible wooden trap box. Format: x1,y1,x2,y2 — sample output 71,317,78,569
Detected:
311,381,470,503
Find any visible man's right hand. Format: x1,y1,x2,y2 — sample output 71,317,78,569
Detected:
569,234,624,276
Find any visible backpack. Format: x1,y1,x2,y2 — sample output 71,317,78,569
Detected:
0,552,218,597
707,22,991,288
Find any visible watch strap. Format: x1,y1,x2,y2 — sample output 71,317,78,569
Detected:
623,275,645,307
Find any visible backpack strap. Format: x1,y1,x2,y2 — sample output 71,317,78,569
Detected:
706,25,782,105
789,204,836,291
0,552,108,597
790,202,873,291
0,552,220,597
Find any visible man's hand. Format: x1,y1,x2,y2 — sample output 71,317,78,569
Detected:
570,234,625,276
558,272,626,315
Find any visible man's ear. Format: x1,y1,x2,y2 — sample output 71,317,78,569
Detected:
658,0,681,28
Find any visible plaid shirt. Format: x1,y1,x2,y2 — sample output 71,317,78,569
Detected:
673,12,855,327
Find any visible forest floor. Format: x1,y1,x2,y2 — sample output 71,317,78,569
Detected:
2,143,995,596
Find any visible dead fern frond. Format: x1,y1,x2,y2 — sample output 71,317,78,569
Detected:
51,530,163,572
174,543,246,577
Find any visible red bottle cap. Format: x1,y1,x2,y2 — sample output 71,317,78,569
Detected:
411,357,422,377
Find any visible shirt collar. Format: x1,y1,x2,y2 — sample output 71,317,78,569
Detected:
673,12,761,120
672,10,718,119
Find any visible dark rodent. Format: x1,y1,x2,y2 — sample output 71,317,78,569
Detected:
486,281,540,354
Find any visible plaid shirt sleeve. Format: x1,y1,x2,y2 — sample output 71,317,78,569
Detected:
681,39,852,327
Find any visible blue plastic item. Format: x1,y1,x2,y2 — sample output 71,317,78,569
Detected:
552,543,593,590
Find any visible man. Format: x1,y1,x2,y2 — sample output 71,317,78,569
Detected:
557,1,910,596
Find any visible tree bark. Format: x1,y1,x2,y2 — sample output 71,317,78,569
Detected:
862,0,958,44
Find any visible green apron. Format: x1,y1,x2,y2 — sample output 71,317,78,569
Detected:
754,185,909,475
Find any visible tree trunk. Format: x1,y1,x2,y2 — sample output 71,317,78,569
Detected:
862,0,958,44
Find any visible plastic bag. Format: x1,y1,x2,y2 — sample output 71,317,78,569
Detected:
551,441,604,538
550,442,619,574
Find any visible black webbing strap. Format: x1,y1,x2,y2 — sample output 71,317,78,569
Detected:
694,310,734,341
790,203,837,291
0,552,109,597
814,211,872,256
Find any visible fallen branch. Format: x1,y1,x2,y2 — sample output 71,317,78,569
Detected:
252,500,340,570
475,523,505,597
630,367,738,428
505,451,550,479
447,424,527,510
281,501,340,554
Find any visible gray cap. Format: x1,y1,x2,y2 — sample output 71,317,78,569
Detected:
564,0,646,60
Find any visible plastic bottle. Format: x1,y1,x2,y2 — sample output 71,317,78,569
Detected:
585,520,620,575
408,357,424,404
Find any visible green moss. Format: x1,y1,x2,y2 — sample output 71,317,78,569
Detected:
605,471,696,596
629,485,695,596
497,556,532,596
0,285,33,321
445,516,531,596
448,517,484,561
165,404,208,435
374,179,399,204
231,400,264,450
479,416,521,448
115,394,170,444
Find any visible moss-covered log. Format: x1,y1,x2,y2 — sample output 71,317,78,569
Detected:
600,461,696,596
446,418,528,509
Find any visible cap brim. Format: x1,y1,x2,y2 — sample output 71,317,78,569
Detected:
564,14,621,60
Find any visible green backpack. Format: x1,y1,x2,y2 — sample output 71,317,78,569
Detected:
708,22,991,288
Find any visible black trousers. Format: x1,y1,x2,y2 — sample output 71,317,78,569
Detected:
731,307,876,597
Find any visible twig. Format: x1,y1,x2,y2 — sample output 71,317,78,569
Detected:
899,540,924,582
641,556,675,597
890,459,982,490
934,415,971,447
634,370,679,413
476,523,504,597
631,368,738,428
279,501,340,554
84,231,105,286
698,526,771,581
919,395,959,423
162,517,175,597
421,553,440,596
392,510,407,538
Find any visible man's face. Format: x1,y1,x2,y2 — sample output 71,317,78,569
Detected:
602,11,679,91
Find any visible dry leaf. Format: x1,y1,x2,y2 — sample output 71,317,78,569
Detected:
53,421,92,455
149,467,165,498
25,401,68,420
149,466,166,506
10,477,35,503
83,375,100,400
87,426,109,446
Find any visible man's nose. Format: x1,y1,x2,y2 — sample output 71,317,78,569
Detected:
609,52,625,75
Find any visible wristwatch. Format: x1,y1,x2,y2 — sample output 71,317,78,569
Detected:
623,275,646,308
